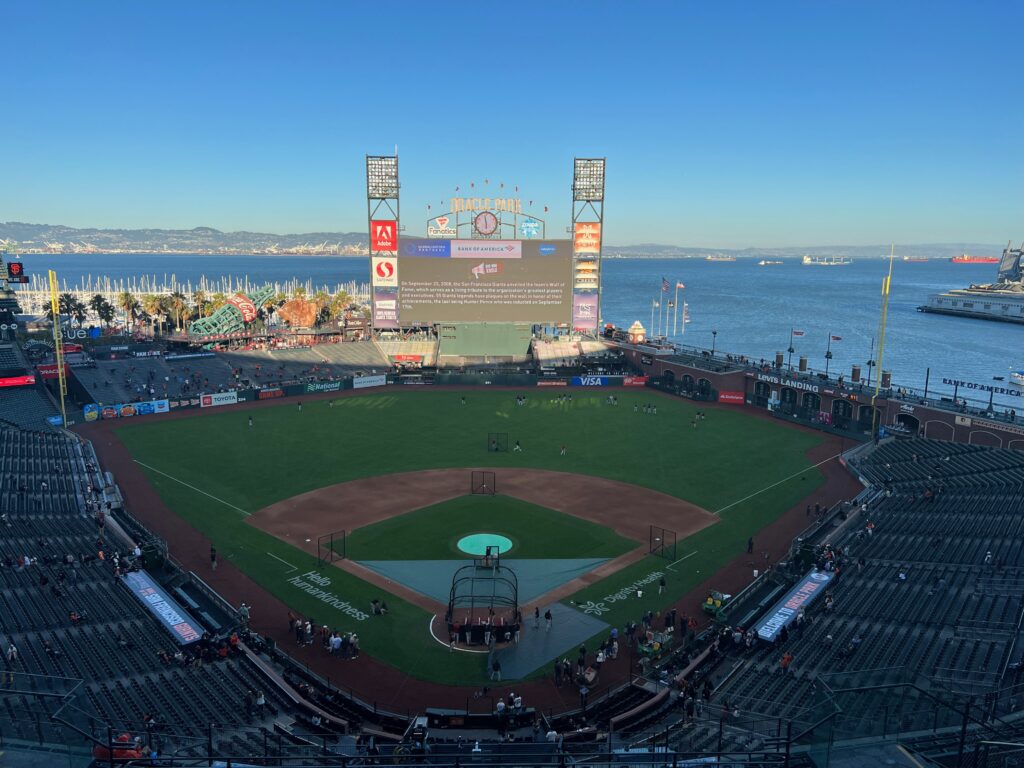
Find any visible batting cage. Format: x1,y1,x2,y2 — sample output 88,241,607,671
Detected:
446,550,520,647
486,432,508,453
649,525,677,561
317,529,346,567
471,470,496,495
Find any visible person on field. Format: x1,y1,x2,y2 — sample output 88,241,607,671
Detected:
210,546,218,571
514,440,522,453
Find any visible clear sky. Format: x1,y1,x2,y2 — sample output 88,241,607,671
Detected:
2,1,1022,247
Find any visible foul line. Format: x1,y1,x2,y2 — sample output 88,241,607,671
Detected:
666,550,699,571
133,460,250,517
266,552,297,573
714,452,843,516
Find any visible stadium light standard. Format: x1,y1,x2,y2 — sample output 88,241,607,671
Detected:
711,330,717,355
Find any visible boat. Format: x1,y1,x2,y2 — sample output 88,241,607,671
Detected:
802,255,852,266
951,254,1000,264
902,256,929,262
706,255,736,262
758,260,784,266
919,241,1024,325
1011,370,1024,386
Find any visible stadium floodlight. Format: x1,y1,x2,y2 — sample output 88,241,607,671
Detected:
366,155,399,199
573,158,605,202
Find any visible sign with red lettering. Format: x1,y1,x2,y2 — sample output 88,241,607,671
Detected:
718,391,745,404
371,220,397,251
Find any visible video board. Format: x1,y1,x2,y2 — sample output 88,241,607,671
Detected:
372,239,573,325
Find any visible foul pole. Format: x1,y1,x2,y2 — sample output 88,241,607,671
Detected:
870,247,896,441
48,270,68,427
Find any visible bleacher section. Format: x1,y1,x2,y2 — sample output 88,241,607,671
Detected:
0,386,59,430
690,437,1024,751
0,425,300,756
0,343,25,372
374,339,437,367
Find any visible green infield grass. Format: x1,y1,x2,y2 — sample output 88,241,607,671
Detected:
114,389,828,684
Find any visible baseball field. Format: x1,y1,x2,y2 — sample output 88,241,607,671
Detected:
113,389,828,684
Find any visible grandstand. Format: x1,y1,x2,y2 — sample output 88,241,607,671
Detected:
0,386,60,431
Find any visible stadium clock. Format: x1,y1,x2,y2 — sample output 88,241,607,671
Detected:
473,211,499,236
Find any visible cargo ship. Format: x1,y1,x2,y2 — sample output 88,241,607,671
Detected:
902,256,929,262
758,259,784,266
951,254,1000,264
919,241,1024,324
802,255,852,266
706,255,737,262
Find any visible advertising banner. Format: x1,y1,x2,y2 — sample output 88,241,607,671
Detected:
427,216,457,238
537,379,568,387
450,240,523,259
353,374,387,389
572,293,598,331
305,381,342,394
623,376,649,387
401,239,451,258
258,387,284,400
226,293,258,323
574,222,601,254
83,403,100,422
36,363,70,380
200,391,238,408
755,570,833,642
122,571,205,645
373,289,399,329
572,375,608,386
393,354,422,362
0,374,36,388
47,414,64,426
371,256,399,287
718,391,745,404
520,219,541,238
370,220,397,251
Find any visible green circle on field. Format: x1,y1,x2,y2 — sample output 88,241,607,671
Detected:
457,533,513,556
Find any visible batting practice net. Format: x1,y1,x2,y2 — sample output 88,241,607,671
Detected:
471,470,496,495
317,529,346,566
649,525,677,561
486,432,508,453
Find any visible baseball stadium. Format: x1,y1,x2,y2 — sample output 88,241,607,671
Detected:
1,158,1023,768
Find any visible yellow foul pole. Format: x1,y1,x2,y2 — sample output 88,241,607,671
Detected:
48,270,68,427
870,246,896,440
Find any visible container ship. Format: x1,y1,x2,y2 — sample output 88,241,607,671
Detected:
705,255,737,262
802,255,852,266
951,254,1000,264
902,256,929,262
920,241,1024,324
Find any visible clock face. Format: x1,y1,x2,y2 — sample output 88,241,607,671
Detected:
474,211,499,236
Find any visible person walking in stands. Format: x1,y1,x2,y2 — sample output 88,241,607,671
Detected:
545,609,553,631
210,546,218,571
780,651,793,674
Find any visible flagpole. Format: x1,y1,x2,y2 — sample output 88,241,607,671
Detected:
787,328,795,371
673,285,679,337
825,333,833,376
650,298,655,338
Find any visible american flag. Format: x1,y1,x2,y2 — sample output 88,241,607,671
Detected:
662,277,670,293
792,329,805,337
676,282,686,290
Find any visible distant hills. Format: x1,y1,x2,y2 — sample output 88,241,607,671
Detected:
0,221,1002,259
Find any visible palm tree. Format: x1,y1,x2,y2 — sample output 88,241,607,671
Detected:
88,294,106,322
192,289,208,319
96,298,116,329
70,298,88,327
168,291,188,331
329,291,351,321
140,294,164,336
117,291,140,332
58,293,76,318
210,292,228,312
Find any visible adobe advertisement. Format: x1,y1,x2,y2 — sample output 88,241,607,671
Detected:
370,220,397,251
396,238,573,323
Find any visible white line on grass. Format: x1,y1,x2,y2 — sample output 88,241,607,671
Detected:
266,552,297,573
133,459,250,517
714,452,842,516
666,550,699,571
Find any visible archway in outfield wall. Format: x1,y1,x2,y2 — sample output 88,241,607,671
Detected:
681,374,695,394
924,420,954,441
969,430,1002,448
697,378,713,401
663,369,675,389
753,381,771,408
1008,439,1024,452
802,392,821,414
780,387,797,415
857,405,876,431
896,414,920,434
832,398,853,429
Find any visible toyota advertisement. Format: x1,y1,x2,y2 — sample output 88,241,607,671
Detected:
377,238,573,324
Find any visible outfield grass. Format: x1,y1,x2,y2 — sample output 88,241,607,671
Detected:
115,389,827,684
345,494,637,560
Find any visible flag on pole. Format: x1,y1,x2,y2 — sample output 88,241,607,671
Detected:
653,301,660,308
683,302,691,323
661,277,670,292
792,329,805,337
676,282,686,290
830,335,843,341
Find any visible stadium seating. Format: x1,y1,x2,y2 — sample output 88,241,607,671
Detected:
0,386,60,430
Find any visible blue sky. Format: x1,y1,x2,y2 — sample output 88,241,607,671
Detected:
2,1,1022,247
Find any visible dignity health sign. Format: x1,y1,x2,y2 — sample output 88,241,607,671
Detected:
755,569,833,642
